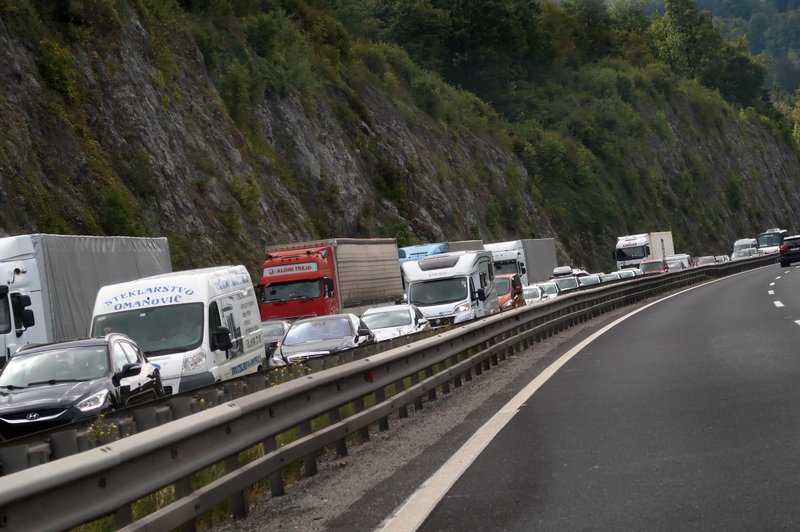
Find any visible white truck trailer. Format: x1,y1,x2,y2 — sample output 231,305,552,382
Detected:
401,250,500,328
614,232,674,270
484,239,557,285
0,234,172,364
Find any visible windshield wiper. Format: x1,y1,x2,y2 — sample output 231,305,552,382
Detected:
0,384,25,390
27,379,87,386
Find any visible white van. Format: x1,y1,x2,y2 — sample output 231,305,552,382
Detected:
401,250,500,328
90,265,264,395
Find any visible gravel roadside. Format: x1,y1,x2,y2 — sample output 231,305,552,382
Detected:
209,304,641,531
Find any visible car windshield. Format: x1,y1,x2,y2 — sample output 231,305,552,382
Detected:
641,261,663,272
579,276,600,286
262,280,322,302
555,277,578,290
538,283,558,296
616,270,635,278
523,287,541,299
262,321,288,336
92,303,204,356
283,318,353,346
0,346,108,387
698,257,716,265
733,241,755,251
757,233,783,247
495,278,511,295
408,277,469,306
615,245,647,260
362,309,412,329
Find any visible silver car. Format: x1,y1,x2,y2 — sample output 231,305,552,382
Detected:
361,304,430,342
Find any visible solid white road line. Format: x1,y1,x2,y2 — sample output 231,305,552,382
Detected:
774,301,785,308
376,274,746,532
769,290,775,295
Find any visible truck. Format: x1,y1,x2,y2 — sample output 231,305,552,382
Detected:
484,239,558,285
0,234,171,365
756,228,788,254
91,265,264,395
398,240,485,265
614,232,674,270
257,238,404,321
401,250,500,328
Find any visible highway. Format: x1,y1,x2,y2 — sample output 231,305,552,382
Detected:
380,264,800,531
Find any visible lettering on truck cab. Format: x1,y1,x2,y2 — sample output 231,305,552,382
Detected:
103,285,196,311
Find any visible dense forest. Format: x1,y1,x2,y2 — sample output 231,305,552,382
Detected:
1,0,800,272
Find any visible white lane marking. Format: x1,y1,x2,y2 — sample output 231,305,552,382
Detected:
775,301,785,308
377,274,746,532
795,321,800,327
776,276,782,279
770,282,776,286
768,290,774,295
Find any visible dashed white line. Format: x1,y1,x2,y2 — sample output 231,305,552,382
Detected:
768,290,775,295
795,320,800,327
776,276,782,280
770,282,776,286
774,301,785,308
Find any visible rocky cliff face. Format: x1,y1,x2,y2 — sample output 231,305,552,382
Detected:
0,4,798,275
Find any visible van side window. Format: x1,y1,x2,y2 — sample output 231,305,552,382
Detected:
209,302,222,333
0,293,10,335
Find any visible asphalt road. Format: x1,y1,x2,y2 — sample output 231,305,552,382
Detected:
408,264,800,531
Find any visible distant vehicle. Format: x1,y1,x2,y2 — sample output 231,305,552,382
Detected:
731,248,760,261
535,282,560,300
258,238,404,321
696,256,717,266
640,259,667,275
612,270,637,280
577,274,602,288
522,285,543,305
402,250,500,328
484,239,558,285
665,254,693,268
599,272,621,283
779,235,800,267
553,276,579,293
732,238,757,255
756,228,788,254
361,304,430,342
666,260,685,272
261,320,292,365
0,234,171,367
0,334,164,441
398,243,450,265
495,273,526,311
614,231,674,270
552,266,575,278
714,255,730,263
272,314,374,367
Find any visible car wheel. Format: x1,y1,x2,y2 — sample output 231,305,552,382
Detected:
780,260,789,267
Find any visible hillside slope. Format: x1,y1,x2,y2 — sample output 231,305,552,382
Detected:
0,1,799,274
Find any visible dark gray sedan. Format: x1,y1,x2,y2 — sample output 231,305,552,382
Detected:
269,314,374,367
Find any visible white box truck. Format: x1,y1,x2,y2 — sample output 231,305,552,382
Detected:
614,232,675,270
484,239,557,285
401,250,500,327
90,265,264,395
0,234,171,364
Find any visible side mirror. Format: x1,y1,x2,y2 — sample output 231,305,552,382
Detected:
211,326,233,352
323,277,335,298
357,327,371,337
476,288,486,301
514,285,522,294
113,362,142,385
21,309,34,328
418,318,429,327
254,284,265,302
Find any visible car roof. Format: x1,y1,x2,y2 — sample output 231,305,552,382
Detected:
14,334,127,355
362,304,415,315
292,313,357,324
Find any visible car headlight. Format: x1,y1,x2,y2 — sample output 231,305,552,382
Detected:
454,303,471,313
77,389,109,412
182,350,207,373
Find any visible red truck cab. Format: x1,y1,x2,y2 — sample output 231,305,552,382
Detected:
257,246,338,321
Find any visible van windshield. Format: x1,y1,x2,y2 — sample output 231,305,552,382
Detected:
615,246,647,261
92,303,204,356
408,277,469,307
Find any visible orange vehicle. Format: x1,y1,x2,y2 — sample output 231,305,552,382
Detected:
495,273,526,311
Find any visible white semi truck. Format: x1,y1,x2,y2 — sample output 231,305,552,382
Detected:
0,234,172,365
401,250,500,328
614,232,674,270
484,239,558,285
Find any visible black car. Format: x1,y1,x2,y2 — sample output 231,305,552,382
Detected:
270,314,374,367
0,333,164,441
779,235,800,267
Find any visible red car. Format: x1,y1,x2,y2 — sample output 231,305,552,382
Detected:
639,259,668,275
496,273,526,311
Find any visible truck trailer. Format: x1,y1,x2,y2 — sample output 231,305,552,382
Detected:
614,232,674,270
0,234,172,364
257,238,404,321
484,239,557,285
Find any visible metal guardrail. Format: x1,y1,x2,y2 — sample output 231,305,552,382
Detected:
0,254,776,530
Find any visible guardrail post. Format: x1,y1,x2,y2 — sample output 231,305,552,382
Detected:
395,379,409,418
375,387,389,431
175,476,196,532
328,407,348,456
411,371,424,408
224,452,248,519
50,429,79,460
353,396,370,441
113,505,133,529
426,366,437,399
263,437,285,496
299,421,318,476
